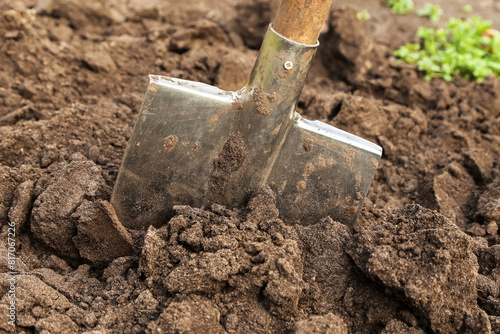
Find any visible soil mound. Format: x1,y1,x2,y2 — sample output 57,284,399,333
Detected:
1,0,500,333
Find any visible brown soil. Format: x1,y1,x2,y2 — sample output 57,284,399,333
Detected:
253,85,276,116
1,0,500,333
207,134,248,204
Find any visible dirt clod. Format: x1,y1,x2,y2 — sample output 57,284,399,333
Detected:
83,50,117,73
1,8,35,31
303,139,314,152
148,295,223,334
233,0,279,49
0,165,39,226
73,200,134,266
294,313,348,334
30,160,111,259
320,6,373,84
381,319,425,334
7,179,34,230
206,134,247,204
148,82,158,94
432,164,475,228
164,135,178,151
253,85,276,116
348,204,488,333
139,188,303,332
216,49,257,91
477,175,500,223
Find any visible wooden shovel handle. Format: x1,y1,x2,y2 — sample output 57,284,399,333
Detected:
273,0,333,45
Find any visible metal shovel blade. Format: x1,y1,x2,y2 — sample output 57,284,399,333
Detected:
111,25,382,230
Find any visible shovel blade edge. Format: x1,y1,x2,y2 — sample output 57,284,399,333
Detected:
268,116,382,228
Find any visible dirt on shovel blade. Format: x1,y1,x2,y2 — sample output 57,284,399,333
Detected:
1,0,500,333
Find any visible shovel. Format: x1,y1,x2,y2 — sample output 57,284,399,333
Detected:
111,0,382,230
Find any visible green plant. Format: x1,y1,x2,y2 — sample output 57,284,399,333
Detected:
462,5,473,13
387,0,414,14
357,10,371,22
394,16,500,82
417,3,443,23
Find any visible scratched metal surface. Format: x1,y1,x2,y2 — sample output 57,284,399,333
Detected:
111,25,382,229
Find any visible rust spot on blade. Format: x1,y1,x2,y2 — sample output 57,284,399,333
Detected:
220,106,228,115
164,135,178,151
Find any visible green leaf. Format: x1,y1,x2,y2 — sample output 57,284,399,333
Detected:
393,16,500,82
462,5,473,14
417,3,443,24
357,10,371,22
387,0,414,14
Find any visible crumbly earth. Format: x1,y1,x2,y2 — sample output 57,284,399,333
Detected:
347,204,488,333
1,0,500,333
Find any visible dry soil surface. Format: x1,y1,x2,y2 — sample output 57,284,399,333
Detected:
1,0,500,333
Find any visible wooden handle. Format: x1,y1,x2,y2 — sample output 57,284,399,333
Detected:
273,0,333,45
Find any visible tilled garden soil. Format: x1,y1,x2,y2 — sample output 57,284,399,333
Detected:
1,0,500,333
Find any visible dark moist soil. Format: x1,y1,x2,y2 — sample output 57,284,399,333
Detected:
1,0,500,333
